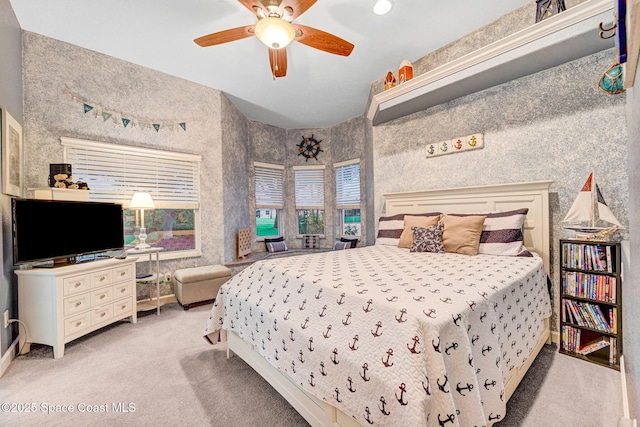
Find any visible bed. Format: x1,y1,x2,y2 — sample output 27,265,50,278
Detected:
205,180,553,427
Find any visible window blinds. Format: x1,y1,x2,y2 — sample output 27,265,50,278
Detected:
61,137,201,209
294,166,325,209
254,162,284,209
335,159,361,209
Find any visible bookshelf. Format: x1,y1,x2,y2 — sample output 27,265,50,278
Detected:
559,239,622,370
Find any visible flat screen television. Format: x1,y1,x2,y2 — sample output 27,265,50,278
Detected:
12,198,124,266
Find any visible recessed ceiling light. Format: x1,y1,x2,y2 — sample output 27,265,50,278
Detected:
373,0,393,15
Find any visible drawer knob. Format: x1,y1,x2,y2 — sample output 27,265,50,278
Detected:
75,282,81,288
120,288,126,293
99,276,106,282
99,294,105,299
120,271,126,276
75,321,82,327
75,302,82,307
121,305,126,310
100,312,106,317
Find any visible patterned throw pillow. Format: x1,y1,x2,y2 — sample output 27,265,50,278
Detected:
266,241,288,253
340,237,359,249
409,223,445,253
334,241,351,250
264,236,284,252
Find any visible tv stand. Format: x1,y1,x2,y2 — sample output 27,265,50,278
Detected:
15,257,138,358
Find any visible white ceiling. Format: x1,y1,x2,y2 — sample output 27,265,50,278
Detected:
10,0,532,129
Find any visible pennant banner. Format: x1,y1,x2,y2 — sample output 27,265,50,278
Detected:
64,88,192,132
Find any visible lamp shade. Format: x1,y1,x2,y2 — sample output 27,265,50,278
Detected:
254,17,296,49
129,192,156,209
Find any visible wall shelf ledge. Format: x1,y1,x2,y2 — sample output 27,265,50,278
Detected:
367,0,615,126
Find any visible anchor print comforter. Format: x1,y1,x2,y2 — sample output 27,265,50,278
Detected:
204,245,551,427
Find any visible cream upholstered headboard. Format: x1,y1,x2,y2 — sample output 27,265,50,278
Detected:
383,181,553,272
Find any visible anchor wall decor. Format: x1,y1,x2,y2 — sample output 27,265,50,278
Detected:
425,133,484,159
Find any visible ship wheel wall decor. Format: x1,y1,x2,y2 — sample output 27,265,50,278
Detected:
298,134,323,161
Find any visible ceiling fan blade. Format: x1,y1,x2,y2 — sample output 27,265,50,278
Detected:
238,0,268,17
194,25,255,47
293,24,354,56
279,0,317,20
269,48,288,78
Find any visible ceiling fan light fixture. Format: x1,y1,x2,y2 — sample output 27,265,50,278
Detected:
373,0,393,15
255,17,296,49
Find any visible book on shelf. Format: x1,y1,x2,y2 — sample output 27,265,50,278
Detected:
610,337,617,364
606,246,612,273
577,336,610,355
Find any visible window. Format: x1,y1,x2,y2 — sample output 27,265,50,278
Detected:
254,162,284,238
62,137,202,259
294,165,325,235
335,159,361,237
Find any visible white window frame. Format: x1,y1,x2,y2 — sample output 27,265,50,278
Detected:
61,137,202,260
335,158,362,237
294,165,325,237
254,162,284,240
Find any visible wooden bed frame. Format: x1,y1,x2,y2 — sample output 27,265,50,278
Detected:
227,180,553,427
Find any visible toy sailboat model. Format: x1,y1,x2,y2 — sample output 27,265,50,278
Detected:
562,172,622,236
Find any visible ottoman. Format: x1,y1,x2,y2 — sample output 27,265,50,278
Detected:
174,265,231,310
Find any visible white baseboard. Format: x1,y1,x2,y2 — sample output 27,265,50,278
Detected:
551,330,560,344
619,355,638,427
0,336,19,378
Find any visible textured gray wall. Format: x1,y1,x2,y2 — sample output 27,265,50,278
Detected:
625,50,640,420
372,48,628,333
0,0,24,360
221,95,251,262
21,32,227,296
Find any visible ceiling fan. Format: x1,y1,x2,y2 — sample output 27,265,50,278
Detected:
194,0,354,78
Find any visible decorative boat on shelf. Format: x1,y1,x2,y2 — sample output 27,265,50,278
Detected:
562,172,622,239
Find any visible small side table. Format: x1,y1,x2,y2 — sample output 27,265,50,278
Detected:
126,247,163,315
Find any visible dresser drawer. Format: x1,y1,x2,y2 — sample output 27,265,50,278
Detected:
63,293,90,317
63,274,91,296
113,298,133,316
91,304,114,325
91,270,112,288
113,281,132,299
64,312,91,337
91,287,113,307
112,265,134,283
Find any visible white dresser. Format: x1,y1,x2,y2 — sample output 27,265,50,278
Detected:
16,257,137,358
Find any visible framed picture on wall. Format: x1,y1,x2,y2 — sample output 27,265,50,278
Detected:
1,108,24,197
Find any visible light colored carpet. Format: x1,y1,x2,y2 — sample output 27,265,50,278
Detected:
0,303,622,426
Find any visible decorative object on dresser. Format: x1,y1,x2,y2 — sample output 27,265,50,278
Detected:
559,239,622,370
48,163,72,187
128,192,156,249
237,227,252,259
1,108,24,197
174,265,231,310
15,257,137,358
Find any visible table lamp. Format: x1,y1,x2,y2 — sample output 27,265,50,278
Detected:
129,192,155,249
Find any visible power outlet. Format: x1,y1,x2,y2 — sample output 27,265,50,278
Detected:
3,310,8,328
164,273,172,283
